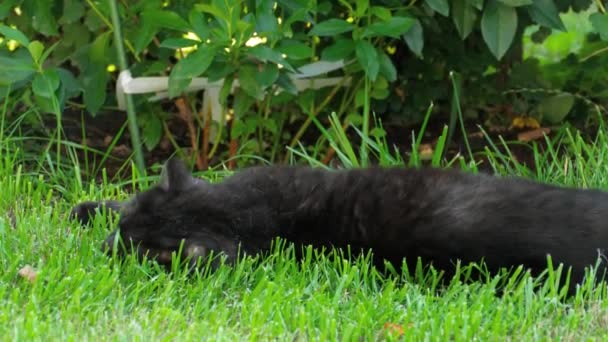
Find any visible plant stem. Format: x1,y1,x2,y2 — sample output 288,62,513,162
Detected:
284,78,349,163
108,0,146,175
360,77,370,166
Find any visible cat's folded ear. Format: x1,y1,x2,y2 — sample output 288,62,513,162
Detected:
159,158,204,192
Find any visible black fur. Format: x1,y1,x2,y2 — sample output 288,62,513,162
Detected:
70,200,122,226
72,159,608,285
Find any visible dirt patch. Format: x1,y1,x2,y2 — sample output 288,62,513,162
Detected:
38,108,566,182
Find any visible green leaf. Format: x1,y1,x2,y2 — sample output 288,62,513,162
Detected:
31,0,59,36
27,41,45,64
276,73,298,95
195,4,229,23
247,45,295,72
0,0,18,20
355,88,367,108
83,67,109,115
231,118,247,138
466,0,484,10
295,89,315,114
335,0,353,13
370,6,392,21
309,19,354,36
142,114,163,151
269,91,296,106
32,68,60,98
255,5,279,35
498,0,532,5
83,32,111,113
362,17,415,39
355,40,379,81
236,18,256,45
0,24,30,46
141,10,190,32
321,39,356,61
90,32,112,63
60,0,85,24
233,90,256,118
278,41,312,60
206,62,236,82
0,55,35,86
219,74,234,107
189,10,209,41
425,0,449,16
34,93,58,114
538,93,574,124
57,67,82,98
142,61,171,75
246,116,261,134
481,1,517,60
590,13,608,42
378,51,396,82
56,22,89,54
84,7,104,31
317,1,333,14
283,8,313,29
370,126,386,138
168,45,216,97
452,0,478,39
256,63,279,88
403,19,424,58
526,0,566,31
133,22,158,55
159,38,200,49
346,112,363,125
238,64,264,100
374,76,388,90
38,40,60,66
135,10,191,53
262,118,278,134
355,0,370,17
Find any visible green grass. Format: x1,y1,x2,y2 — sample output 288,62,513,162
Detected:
3,106,608,340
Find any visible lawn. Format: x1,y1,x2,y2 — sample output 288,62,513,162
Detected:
2,126,608,340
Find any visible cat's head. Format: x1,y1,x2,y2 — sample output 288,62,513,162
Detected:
104,158,238,268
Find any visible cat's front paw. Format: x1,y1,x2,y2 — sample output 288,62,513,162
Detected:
70,201,106,226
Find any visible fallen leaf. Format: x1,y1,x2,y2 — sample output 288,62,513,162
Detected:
394,86,406,101
18,265,38,283
103,135,113,146
383,322,405,336
160,137,171,151
418,143,433,160
113,144,132,157
517,128,550,142
511,116,540,129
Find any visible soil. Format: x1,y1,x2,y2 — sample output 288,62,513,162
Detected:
42,108,557,183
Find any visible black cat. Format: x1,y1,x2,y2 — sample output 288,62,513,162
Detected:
72,159,608,285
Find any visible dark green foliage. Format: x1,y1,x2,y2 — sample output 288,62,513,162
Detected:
0,0,603,165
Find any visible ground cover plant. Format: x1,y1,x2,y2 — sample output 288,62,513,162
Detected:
2,1,607,172
3,106,608,340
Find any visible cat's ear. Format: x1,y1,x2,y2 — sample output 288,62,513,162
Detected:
159,158,199,192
